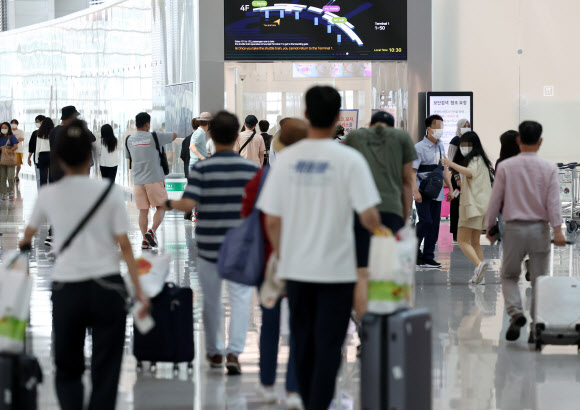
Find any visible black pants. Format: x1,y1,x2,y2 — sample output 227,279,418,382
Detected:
450,196,460,239
415,198,442,261
286,281,354,410
52,274,127,410
38,166,50,186
354,211,405,267
183,161,190,178
100,166,117,183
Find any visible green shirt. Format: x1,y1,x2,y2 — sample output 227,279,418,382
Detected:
344,126,417,217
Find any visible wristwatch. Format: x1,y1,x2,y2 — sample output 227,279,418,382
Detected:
165,200,172,210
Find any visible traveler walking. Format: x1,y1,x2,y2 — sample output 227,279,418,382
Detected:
181,118,199,177
485,121,565,342
27,114,46,189
34,118,54,186
413,115,453,268
0,122,19,200
10,119,25,181
334,124,345,142
496,130,520,170
258,120,272,166
268,117,289,166
257,86,386,410
19,119,150,410
344,110,417,319
241,118,308,408
234,115,265,167
125,112,177,250
99,124,119,183
447,119,471,242
189,113,211,170
165,111,259,375
442,132,493,284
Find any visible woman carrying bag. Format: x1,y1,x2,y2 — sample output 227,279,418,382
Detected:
442,131,493,285
0,121,19,201
35,118,54,186
99,124,119,183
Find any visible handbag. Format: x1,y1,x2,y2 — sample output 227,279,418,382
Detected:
0,146,17,167
418,146,444,200
217,167,269,286
151,132,170,175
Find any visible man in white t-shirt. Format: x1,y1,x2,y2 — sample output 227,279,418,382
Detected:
257,86,387,410
10,119,25,181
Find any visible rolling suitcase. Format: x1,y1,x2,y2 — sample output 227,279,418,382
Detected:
361,308,432,410
0,354,43,410
534,242,580,351
133,283,195,374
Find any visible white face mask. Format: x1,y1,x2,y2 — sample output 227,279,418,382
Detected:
35,123,41,129
1,129,8,135
11,124,17,130
432,129,444,140
460,127,471,135
460,146,473,156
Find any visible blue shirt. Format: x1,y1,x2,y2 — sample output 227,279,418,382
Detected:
183,151,259,262
412,137,445,201
189,128,207,165
0,134,18,148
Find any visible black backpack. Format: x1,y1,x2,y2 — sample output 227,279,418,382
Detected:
418,147,444,200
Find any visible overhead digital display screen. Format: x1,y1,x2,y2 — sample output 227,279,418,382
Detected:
225,1,407,61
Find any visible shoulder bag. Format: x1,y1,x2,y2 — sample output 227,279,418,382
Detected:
0,140,18,167
151,132,170,175
418,146,444,200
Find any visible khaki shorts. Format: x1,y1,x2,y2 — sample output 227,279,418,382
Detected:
134,181,168,210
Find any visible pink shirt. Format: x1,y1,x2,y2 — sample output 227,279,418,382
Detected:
234,130,265,167
485,152,562,228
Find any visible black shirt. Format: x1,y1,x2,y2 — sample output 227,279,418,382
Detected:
181,133,192,163
49,124,96,183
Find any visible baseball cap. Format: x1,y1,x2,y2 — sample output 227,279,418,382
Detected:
244,115,258,127
370,111,395,127
197,112,212,121
61,106,80,121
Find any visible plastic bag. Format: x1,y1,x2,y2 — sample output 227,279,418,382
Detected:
0,252,32,353
367,224,417,314
136,254,170,298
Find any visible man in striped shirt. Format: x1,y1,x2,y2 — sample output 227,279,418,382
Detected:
165,111,259,375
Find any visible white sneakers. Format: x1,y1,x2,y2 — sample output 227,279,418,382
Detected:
469,261,488,285
285,393,303,409
255,385,303,409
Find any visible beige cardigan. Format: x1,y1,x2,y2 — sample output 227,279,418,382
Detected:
460,156,492,219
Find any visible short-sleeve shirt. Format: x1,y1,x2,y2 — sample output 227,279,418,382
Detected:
234,130,265,167
12,129,24,153
189,128,207,165
412,137,446,201
28,176,130,282
344,126,417,217
0,134,18,149
182,151,259,262
125,131,174,185
257,139,381,283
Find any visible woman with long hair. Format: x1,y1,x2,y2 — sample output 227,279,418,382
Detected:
99,124,119,183
36,118,55,186
496,130,520,170
447,119,471,242
442,132,493,285
0,121,19,200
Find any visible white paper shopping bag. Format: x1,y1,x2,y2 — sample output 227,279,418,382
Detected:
136,254,171,298
0,252,32,353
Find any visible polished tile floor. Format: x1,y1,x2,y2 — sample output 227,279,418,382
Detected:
1,179,579,410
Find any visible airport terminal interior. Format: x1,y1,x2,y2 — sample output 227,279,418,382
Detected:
1,0,580,409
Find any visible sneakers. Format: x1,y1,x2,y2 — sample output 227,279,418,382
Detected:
524,258,531,282
141,241,152,250
225,353,241,375
0,194,7,201
8,192,14,200
506,314,527,341
528,330,536,344
145,229,158,248
421,259,442,269
285,392,303,409
206,353,223,369
44,236,53,247
255,384,278,404
469,261,488,285
416,257,424,267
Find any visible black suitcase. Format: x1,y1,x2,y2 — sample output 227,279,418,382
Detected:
0,354,43,410
133,283,194,374
360,309,432,410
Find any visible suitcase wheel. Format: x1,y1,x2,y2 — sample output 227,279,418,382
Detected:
150,362,157,373
136,361,143,372
173,363,179,375
187,362,194,375
535,341,543,352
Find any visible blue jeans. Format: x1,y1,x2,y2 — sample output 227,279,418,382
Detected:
259,299,298,392
415,198,442,261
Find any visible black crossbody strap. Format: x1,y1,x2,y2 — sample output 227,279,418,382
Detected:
125,136,132,169
151,131,164,158
239,130,256,155
57,180,116,256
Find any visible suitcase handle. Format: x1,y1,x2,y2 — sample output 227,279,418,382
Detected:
549,241,575,277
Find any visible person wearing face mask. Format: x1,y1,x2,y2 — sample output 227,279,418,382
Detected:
28,115,46,189
412,115,454,268
10,120,25,182
447,119,471,242
0,122,20,201
442,132,493,284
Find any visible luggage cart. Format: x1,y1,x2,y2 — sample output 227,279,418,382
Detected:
558,163,580,233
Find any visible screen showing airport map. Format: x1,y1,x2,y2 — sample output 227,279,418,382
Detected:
225,0,407,60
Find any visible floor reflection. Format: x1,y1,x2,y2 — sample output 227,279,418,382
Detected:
1,179,579,410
